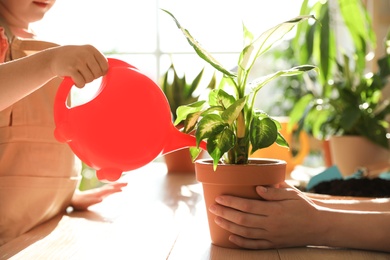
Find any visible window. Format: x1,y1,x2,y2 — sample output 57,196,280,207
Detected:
32,0,302,81
32,1,305,110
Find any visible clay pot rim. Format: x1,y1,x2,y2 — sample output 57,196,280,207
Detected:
195,158,286,167
195,158,286,185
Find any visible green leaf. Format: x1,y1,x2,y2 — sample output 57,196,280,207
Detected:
249,65,318,93
294,0,335,87
239,15,315,73
212,89,236,109
311,108,333,139
183,111,202,133
318,1,331,84
174,101,205,125
201,106,224,116
162,9,236,77
250,117,278,152
207,128,236,168
206,72,218,91
338,0,376,54
275,132,289,148
242,22,254,48
160,62,213,122
189,146,203,161
196,114,228,146
292,0,311,64
218,76,239,97
339,105,361,131
361,121,389,149
221,97,246,125
188,67,205,97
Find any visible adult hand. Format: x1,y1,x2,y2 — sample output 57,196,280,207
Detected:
48,45,109,88
70,182,128,211
208,182,324,249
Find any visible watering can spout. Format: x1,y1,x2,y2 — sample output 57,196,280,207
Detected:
162,125,207,155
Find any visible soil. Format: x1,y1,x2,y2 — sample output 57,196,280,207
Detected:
307,178,390,198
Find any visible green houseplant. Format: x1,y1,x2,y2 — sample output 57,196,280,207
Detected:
159,62,216,173
160,62,217,124
163,10,316,167
290,50,390,149
288,0,390,175
163,10,316,248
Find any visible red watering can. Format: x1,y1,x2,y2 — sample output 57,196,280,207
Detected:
54,58,205,181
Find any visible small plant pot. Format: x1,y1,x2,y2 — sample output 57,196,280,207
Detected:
330,136,390,177
164,124,207,173
195,158,286,248
164,148,195,173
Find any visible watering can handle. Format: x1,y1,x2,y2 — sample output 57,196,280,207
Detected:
54,58,134,142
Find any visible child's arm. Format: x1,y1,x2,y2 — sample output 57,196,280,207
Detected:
308,193,390,212
0,44,108,110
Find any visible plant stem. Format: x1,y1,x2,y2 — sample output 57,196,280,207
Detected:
226,137,249,164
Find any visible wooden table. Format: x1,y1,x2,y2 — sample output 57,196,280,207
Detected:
1,162,389,259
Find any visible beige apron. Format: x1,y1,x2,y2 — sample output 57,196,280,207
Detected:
0,35,81,245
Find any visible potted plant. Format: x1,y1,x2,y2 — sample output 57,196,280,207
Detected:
159,62,216,173
163,10,316,248
292,42,390,176
288,0,390,176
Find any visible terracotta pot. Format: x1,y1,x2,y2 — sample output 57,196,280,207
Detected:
195,158,286,248
329,136,390,177
322,139,333,167
164,148,195,173
164,123,205,173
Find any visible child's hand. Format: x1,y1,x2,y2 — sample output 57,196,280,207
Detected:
70,182,128,211
48,45,109,88
209,182,320,249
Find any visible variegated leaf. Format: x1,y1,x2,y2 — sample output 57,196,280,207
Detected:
239,15,315,73
207,128,236,168
174,101,205,125
221,97,246,125
196,114,227,146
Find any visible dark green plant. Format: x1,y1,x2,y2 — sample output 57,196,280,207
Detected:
163,9,317,168
292,0,376,87
160,62,217,123
291,38,390,149
289,0,390,150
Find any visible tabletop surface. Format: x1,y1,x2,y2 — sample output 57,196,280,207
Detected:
1,162,389,260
